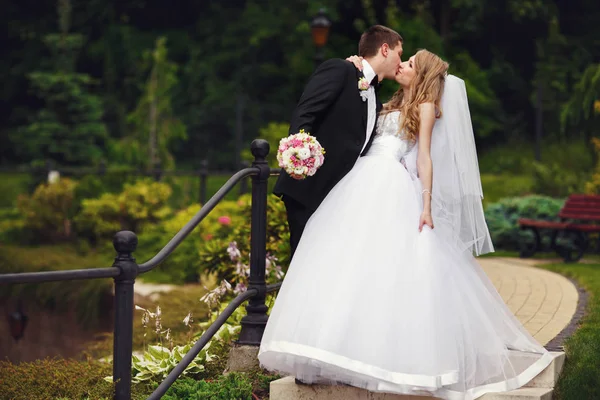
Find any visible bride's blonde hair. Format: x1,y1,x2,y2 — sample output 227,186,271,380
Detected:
382,49,449,142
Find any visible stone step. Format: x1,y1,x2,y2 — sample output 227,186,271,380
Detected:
269,352,564,400
525,352,565,388
270,377,553,400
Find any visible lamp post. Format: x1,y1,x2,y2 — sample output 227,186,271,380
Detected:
311,8,331,70
7,302,28,341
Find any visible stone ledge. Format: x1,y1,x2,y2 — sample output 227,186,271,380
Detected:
269,355,562,400
271,377,553,400
525,352,565,388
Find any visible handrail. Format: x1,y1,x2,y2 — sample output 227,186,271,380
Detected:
146,281,283,399
0,139,280,400
147,288,258,399
139,167,258,272
0,267,120,284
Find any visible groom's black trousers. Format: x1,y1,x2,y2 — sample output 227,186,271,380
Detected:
282,195,315,258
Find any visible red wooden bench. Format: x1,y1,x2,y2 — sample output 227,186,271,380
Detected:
518,194,600,262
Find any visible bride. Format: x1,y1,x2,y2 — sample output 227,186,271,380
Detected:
258,49,556,399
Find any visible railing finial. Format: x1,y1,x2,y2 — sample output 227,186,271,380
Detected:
250,139,270,161
113,230,138,258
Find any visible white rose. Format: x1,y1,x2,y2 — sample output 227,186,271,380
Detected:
297,148,311,160
293,167,305,176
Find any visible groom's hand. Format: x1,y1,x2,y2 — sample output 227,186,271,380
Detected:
346,55,364,71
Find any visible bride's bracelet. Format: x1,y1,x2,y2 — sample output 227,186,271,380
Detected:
421,189,432,197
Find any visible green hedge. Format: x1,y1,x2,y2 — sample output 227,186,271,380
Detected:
484,195,565,251
0,244,113,328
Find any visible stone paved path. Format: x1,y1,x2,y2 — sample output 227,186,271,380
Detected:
479,257,579,346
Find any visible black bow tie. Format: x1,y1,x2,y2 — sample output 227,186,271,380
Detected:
369,76,382,93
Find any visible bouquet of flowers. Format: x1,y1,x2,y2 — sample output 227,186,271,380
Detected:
277,129,325,180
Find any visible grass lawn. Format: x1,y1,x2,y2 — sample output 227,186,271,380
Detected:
480,173,534,208
85,284,211,359
0,172,33,207
536,261,600,400
0,244,116,328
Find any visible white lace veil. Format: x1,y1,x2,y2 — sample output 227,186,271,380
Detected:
405,74,494,256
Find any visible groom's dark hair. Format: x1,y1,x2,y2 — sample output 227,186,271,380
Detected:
358,25,403,58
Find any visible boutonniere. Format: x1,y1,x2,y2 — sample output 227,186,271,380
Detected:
358,77,369,102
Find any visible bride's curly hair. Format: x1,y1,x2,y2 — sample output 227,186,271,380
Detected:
382,49,449,142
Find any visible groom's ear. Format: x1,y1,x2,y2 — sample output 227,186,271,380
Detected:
380,43,390,57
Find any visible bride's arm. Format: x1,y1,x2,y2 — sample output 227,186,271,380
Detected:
416,102,436,231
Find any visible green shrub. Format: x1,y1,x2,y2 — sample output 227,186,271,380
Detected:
585,137,600,195
199,193,290,282
480,174,534,208
0,207,29,244
242,122,289,168
162,373,253,400
531,161,587,197
137,192,289,284
0,172,32,208
484,195,565,251
478,139,594,176
75,179,172,241
16,178,78,242
138,196,244,283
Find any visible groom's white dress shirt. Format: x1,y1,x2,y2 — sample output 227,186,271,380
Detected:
360,59,378,155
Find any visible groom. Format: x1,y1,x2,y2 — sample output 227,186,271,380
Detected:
274,25,403,256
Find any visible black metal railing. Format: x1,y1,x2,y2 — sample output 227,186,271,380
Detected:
0,139,282,400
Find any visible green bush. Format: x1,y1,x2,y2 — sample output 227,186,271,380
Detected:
484,195,565,251
585,137,600,195
16,178,78,242
162,373,253,400
531,161,587,197
75,179,172,241
480,174,534,208
138,196,244,283
242,122,289,168
0,207,29,244
199,193,290,282
0,172,32,207
478,139,594,176
138,192,289,284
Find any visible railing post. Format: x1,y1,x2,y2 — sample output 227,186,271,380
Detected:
237,139,270,345
112,230,139,400
199,159,208,204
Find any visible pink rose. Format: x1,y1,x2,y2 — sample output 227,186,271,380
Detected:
218,216,232,226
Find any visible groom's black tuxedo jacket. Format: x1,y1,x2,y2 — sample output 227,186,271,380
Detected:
274,58,382,211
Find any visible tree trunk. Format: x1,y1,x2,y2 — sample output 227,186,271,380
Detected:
149,67,158,169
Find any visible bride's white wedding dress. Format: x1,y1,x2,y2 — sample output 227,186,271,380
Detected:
258,111,556,400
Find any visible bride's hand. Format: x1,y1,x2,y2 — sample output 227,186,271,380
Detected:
419,213,434,232
346,55,363,70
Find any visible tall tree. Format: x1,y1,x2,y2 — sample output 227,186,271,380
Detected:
111,37,186,170
12,0,108,166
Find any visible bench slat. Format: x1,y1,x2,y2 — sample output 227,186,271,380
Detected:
558,213,600,221
518,218,600,232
